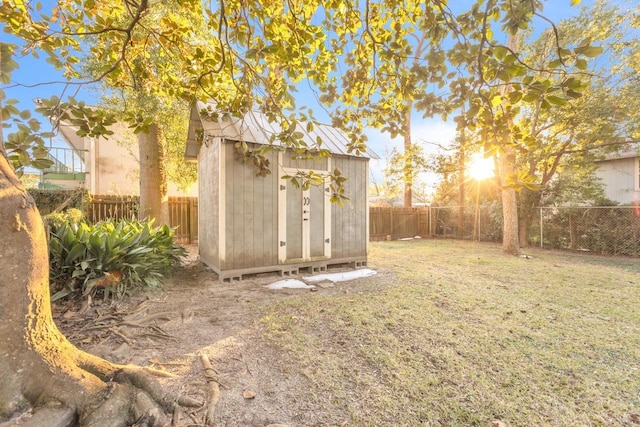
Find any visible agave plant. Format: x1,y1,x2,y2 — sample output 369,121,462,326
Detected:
48,218,186,301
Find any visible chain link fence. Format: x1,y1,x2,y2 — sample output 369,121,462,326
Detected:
427,204,640,257
534,206,640,256
429,204,503,242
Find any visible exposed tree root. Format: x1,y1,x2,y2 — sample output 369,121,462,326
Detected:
0,153,183,426
199,354,221,426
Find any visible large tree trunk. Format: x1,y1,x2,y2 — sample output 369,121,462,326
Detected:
500,148,520,255
498,32,520,256
518,189,542,247
458,140,466,238
0,152,173,425
138,122,169,225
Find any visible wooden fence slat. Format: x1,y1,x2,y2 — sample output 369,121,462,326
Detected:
89,195,198,244
369,206,430,241
89,199,433,245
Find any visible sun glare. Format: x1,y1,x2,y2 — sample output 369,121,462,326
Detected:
468,154,494,180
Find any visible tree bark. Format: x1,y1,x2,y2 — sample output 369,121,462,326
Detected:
518,189,542,247
498,32,520,256
458,139,466,238
0,152,173,425
138,122,169,225
500,148,520,255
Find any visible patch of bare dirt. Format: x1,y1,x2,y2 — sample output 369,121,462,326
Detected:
51,245,365,426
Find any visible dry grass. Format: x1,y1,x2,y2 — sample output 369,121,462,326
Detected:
260,240,640,426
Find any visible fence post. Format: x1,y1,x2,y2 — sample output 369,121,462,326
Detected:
540,207,543,248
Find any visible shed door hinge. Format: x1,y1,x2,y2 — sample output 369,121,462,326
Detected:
325,238,330,244
280,185,286,190
280,241,286,247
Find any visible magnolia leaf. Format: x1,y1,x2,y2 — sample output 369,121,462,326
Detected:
576,58,588,71
491,94,503,107
546,95,567,106
548,59,563,68
576,45,603,58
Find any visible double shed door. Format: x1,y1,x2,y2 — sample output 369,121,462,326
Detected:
278,169,331,263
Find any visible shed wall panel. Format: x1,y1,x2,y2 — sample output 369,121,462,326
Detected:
331,156,368,259
282,153,328,171
261,159,277,266
223,142,279,270
198,139,220,269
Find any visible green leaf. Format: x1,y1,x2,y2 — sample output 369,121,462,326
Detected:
575,45,603,58
548,59,563,68
546,95,567,106
65,243,86,264
51,287,75,302
575,58,588,71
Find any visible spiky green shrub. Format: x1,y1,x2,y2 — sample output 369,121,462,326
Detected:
48,218,186,301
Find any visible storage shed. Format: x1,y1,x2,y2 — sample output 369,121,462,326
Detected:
185,101,378,281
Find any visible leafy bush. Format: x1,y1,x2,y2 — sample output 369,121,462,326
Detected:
44,208,84,230
48,218,186,301
29,188,91,215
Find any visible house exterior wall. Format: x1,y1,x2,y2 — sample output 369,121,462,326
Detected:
91,124,140,195
595,157,640,204
55,122,197,196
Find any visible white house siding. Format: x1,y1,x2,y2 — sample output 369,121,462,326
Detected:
58,121,198,196
595,157,640,204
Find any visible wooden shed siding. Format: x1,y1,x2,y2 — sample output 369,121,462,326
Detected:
261,156,277,266
198,138,220,269
223,142,279,270
282,153,328,171
331,156,368,259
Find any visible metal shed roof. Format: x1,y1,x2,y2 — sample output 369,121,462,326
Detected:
192,101,379,159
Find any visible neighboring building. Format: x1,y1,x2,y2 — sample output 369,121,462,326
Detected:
594,144,640,205
42,121,196,196
186,101,379,281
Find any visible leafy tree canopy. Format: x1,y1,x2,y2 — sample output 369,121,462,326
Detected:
3,0,602,165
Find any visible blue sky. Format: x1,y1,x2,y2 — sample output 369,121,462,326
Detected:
2,0,627,195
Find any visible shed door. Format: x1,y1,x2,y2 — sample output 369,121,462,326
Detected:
280,179,330,263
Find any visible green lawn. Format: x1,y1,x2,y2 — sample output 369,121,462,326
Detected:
260,240,640,426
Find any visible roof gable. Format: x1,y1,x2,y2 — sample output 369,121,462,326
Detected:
189,101,379,160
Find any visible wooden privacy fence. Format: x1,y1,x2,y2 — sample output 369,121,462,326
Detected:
88,195,198,244
369,206,430,241
89,200,431,244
